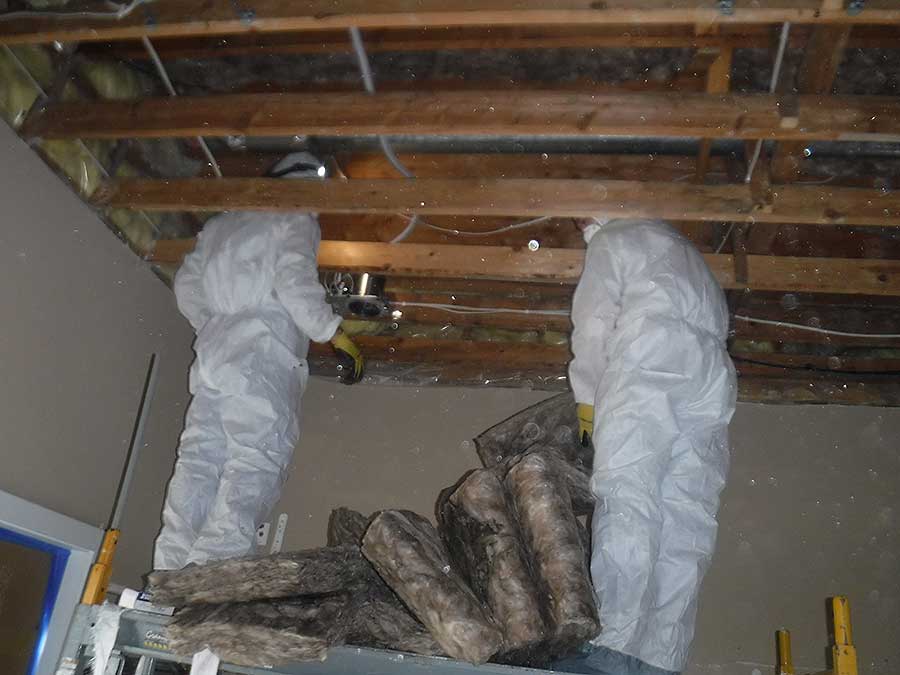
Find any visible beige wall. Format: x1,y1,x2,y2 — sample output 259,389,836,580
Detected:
0,123,195,586
1,121,897,674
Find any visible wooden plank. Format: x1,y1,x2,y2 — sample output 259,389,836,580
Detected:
216,152,726,183
695,44,733,182
149,239,900,297
4,1,900,46
26,92,900,143
306,336,900,404
95,178,900,227
83,25,899,62
85,26,768,61
315,336,900,374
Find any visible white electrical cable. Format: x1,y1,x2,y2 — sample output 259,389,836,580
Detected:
393,301,569,317
390,304,900,338
399,213,554,237
2,44,162,234
347,26,421,242
744,21,791,184
141,36,222,178
713,223,735,254
0,0,153,21
733,315,900,339
349,26,560,244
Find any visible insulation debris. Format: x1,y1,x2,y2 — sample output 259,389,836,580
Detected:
504,453,600,652
326,507,370,547
168,594,349,666
148,544,373,606
362,510,504,664
475,391,591,473
436,469,549,664
154,400,601,669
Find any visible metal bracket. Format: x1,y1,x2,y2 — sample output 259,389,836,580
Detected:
847,0,865,15
717,0,734,15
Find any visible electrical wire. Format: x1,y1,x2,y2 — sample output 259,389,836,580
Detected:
141,36,222,178
713,222,734,254
399,213,553,237
392,300,569,317
2,43,161,234
349,26,560,244
347,26,420,242
731,354,900,376
733,315,900,339
744,21,791,185
0,0,153,21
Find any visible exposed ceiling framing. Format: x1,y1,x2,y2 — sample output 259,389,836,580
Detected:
2,0,900,405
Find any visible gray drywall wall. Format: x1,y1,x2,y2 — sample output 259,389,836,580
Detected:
0,123,195,586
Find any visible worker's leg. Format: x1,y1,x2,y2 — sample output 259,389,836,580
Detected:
638,350,734,672
153,385,228,570
589,326,685,661
185,355,306,565
637,429,728,672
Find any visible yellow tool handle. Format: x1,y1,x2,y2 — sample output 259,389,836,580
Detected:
777,629,795,675
831,596,858,675
81,529,119,605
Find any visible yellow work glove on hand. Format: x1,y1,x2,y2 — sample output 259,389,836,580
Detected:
331,330,364,385
577,403,594,447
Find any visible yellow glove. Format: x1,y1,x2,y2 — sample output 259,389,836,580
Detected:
577,403,594,447
330,330,364,385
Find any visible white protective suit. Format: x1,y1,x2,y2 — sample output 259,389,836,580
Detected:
569,219,737,673
154,167,341,570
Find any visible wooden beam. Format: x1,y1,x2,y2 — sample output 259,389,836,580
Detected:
149,239,900,297
95,178,900,227
26,92,900,143
83,26,770,61
219,152,726,183
306,336,900,404
4,1,900,46
82,25,900,63
695,44,734,182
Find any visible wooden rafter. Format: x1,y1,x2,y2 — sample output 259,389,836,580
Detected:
306,338,900,405
3,1,900,46
94,178,900,227
149,240,900,297
82,25,900,62
25,92,900,143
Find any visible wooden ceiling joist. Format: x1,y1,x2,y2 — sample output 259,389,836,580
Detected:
95,178,900,227
84,25,900,62
3,1,900,45
306,338,900,405
25,92,900,143
149,240,900,297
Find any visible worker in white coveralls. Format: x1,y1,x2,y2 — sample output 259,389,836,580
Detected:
563,218,737,675
153,153,364,571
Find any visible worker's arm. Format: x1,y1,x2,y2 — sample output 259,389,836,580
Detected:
173,246,211,332
273,216,342,343
568,229,625,443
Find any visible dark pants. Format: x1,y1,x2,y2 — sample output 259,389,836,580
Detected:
553,645,679,675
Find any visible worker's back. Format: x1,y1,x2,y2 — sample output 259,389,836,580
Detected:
579,219,728,340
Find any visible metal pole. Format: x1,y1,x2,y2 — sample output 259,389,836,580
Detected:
109,354,159,531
